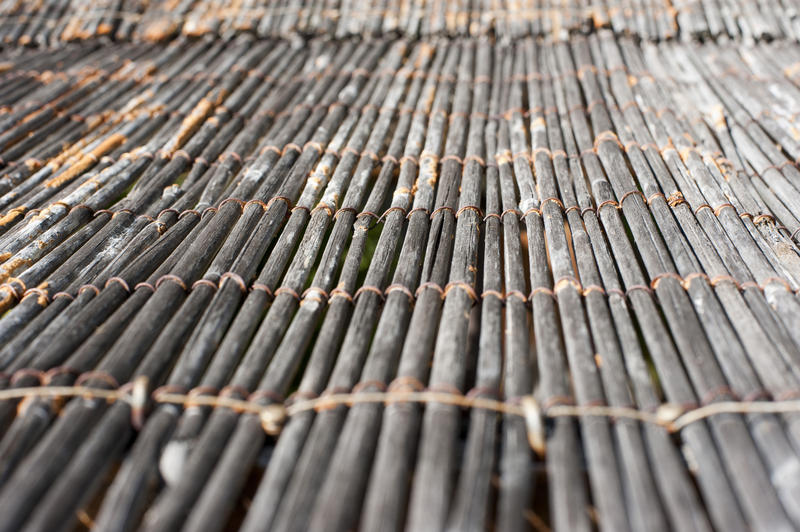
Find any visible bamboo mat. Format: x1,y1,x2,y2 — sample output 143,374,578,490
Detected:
2,0,800,43
3,5,800,532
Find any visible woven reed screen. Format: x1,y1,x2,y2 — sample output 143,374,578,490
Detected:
2,1,800,531
2,0,800,42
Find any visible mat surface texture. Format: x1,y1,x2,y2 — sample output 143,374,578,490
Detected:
2,2,800,531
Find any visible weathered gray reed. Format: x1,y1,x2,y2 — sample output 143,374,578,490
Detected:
0,41,369,532
542,41,703,532
0,36,320,515
591,31,800,528
236,41,444,532
22,42,398,532
564,34,795,531
444,39,502,532
0,41,234,355
0,38,308,451
130,42,393,532
167,42,423,532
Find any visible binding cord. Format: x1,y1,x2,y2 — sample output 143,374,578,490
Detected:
2,378,799,457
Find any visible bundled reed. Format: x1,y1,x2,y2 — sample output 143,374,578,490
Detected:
3,1,800,530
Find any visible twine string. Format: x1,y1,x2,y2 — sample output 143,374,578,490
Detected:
3,380,800,457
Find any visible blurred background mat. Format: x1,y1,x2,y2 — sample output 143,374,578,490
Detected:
1,0,800,44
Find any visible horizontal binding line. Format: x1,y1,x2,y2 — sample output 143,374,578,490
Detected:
8,267,798,308
3,379,800,457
